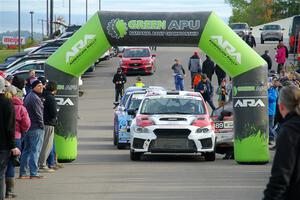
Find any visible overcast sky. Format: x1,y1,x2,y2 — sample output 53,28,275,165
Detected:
0,0,232,33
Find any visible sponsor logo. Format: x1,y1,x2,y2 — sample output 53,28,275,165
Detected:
106,18,200,39
56,97,74,106
233,85,268,96
210,35,242,65
234,99,265,108
65,34,96,64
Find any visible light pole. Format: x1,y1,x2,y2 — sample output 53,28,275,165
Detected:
50,0,53,38
18,0,21,52
69,0,71,25
29,11,34,43
38,19,46,39
46,0,49,37
86,0,88,22
99,0,101,11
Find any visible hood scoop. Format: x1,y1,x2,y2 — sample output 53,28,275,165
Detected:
159,117,187,121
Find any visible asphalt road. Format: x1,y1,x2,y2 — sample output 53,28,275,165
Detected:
15,44,277,200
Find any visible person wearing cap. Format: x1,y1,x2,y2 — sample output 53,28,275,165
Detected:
4,85,30,198
112,68,127,102
188,51,202,89
196,73,216,111
38,81,58,172
261,50,272,71
12,75,25,99
19,79,45,179
172,59,186,91
0,77,21,200
135,76,145,88
38,76,48,89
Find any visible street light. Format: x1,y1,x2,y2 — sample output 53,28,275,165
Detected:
69,0,71,25
29,11,34,42
99,0,101,11
86,0,88,22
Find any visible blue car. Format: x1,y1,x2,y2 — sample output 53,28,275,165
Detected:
113,87,144,146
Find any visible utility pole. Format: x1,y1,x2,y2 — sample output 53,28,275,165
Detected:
38,19,46,39
46,0,49,37
99,0,101,11
18,0,21,52
50,0,53,38
86,0,88,22
69,0,71,25
29,11,34,42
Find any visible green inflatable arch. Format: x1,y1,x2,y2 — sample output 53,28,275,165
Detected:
45,11,269,164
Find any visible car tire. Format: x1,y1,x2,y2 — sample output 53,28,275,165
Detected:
113,131,117,145
117,143,127,149
204,151,216,161
130,150,142,161
261,38,264,44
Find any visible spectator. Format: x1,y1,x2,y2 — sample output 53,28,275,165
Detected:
202,55,215,81
215,65,226,86
243,32,256,48
261,50,272,71
171,59,185,91
188,51,202,89
39,81,58,173
112,68,127,102
216,79,228,107
25,69,36,94
135,76,145,88
268,79,279,145
275,43,286,74
196,74,216,111
279,41,289,59
5,75,13,86
263,85,300,200
0,77,20,200
193,73,202,92
4,85,30,198
226,79,233,101
12,75,25,99
19,79,45,179
38,76,48,89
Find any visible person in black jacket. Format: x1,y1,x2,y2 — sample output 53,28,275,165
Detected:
112,68,127,102
196,74,216,111
261,50,272,71
243,32,256,48
38,81,58,172
0,77,20,200
215,65,226,86
202,56,215,81
263,85,300,200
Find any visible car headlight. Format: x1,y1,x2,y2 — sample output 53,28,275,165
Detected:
146,62,152,65
196,126,212,134
133,126,150,133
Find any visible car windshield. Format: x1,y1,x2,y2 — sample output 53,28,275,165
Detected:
230,24,246,29
264,25,280,30
123,49,150,58
140,97,206,115
127,94,145,110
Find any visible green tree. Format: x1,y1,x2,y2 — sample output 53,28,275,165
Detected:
272,0,300,20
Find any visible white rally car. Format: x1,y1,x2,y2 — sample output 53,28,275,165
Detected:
129,91,216,161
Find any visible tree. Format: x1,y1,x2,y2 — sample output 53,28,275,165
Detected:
272,0,300,20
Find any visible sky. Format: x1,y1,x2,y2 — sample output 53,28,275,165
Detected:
0,0,232,33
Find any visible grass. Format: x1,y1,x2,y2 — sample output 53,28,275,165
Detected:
0,49,18,64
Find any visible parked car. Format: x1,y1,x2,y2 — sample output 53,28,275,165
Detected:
119,47,156,75
260,24,284,44
0,51,29,70
230,23,251,37
211,101,234,159
129,91,216,161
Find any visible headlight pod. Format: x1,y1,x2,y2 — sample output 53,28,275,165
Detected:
196,126,212,134
133,126,150,133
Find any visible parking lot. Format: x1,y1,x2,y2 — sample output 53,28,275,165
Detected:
12,46,276,200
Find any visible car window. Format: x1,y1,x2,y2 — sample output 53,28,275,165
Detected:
230,24,246,29
140,98,206,115
264,25,280,30
123,49,150,58
126,93,145,110
18,63,40,71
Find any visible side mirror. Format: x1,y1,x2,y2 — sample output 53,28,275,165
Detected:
118,54,122,58
250,27,253,30
152,54,156,57
128,109,136,116
259,28,263,31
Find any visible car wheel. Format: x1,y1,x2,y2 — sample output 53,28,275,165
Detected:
130,150,143,161
261,38,264,44
113,131,117,145
117,143,127,149
204,151,216,161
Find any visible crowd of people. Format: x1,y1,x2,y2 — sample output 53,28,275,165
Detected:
0,70,62,199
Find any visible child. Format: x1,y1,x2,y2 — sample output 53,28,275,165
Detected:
135,76,145,88
216,79,228,107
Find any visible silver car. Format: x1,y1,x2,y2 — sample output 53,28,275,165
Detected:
230,23,251,37
260,24,284,44
129,91,216,161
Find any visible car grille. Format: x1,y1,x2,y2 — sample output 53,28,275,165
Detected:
133,138,145,149
199,138,213,149
149,129,196,153
129,63,142,67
